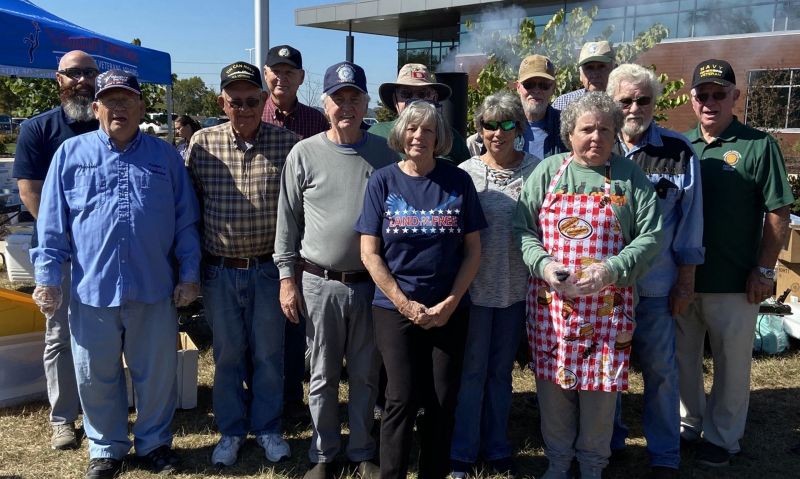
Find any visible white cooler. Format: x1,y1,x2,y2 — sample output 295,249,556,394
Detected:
4,232,34,282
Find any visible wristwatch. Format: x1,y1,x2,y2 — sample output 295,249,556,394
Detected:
758,266,776,280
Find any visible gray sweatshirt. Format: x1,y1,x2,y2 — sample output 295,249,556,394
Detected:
274,131,399,278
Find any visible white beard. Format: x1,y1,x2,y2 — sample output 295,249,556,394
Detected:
622,118,650,139
62,96,95,122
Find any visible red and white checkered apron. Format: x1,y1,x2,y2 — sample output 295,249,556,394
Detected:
526,155,634,392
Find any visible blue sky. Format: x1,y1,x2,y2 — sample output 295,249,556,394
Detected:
32,0,399,106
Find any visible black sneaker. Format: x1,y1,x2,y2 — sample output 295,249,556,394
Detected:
85,458,122,479
143,445,179,474
695,441,731,467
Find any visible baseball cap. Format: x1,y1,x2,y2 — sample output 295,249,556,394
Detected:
518,55,556,82
265,45,302,69
691,59,736,89
578,41,614,66
220,62,263,90
94,70,141,99
323,61,367,95
378,63,452,113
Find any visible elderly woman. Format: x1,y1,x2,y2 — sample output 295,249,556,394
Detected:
450,92,541,478
174,115,201,159
356,101,486,479
512,92,661,479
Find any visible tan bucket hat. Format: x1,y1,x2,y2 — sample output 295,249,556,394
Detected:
379,63,452,112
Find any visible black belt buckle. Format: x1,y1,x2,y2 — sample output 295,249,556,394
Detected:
235,257,251,270
341,271,357,283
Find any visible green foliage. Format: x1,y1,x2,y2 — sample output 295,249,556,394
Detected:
173,76,218,116
374,101,398,123
788,175,800,215
465,7,686,134
654,71,688,123
0,77,59,117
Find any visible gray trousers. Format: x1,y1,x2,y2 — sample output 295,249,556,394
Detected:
303,271,379,463
536,377,617,473
44,262,79,425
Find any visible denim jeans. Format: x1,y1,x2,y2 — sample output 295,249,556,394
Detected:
203,259,284,436
611,296,680,468
70,297,177,459
451,301,525,463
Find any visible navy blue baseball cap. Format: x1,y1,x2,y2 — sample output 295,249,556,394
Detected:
94,70,141,99
323,61,367,94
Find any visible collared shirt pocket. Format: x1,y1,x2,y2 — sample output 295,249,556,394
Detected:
64,174,105,212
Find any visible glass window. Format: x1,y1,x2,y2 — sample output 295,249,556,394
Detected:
635,1,679,15
634,13,678,38
779,2,800,30
677,11,695,37
788,87,800,128
679,0,697,11
745,68,800,130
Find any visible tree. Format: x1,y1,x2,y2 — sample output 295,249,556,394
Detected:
374,101,397,123
0,77,58,117
465,7,687,134
299,77,324,108
173,76,215,115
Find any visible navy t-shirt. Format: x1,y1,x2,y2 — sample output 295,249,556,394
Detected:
13,106,99,180
355,160,487,310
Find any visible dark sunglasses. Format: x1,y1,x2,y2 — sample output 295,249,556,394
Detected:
617,96,652,108
57,67,99,80
481,120,517,131
693,91,729,103
225,97,261,110
521,79,553,91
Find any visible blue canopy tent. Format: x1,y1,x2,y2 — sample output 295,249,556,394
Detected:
0,0,173,133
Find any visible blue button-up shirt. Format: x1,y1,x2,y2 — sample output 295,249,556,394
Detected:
614,123,705,297
32,129,201,308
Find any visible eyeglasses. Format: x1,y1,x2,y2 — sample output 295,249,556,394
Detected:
57,68,100,80
521,79,553,91
481,120,517,131
223,96,261,110
617,96,652,108
693,91,729,103
97,97,138,110
396,87,437,102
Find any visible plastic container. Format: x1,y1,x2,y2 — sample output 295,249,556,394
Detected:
0,332,46,407
4,233,34,282
0,288,45,337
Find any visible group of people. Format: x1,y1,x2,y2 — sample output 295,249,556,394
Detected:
14,38,792,479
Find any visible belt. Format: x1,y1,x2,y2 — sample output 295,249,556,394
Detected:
302,261,371,284
204,253,272,269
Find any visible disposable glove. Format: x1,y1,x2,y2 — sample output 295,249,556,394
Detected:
32,285,62,319
543,261,578,297
575,262,618,296
173,282,200,308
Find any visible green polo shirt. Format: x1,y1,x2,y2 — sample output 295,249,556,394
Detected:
685,118,793,293
368,119,471,164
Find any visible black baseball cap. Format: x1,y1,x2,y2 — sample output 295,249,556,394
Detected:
266,45,302,69
692,59,736,89
94,70,141,99
220,62,263,90
323,61,367,94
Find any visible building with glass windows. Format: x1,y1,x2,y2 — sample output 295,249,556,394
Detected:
297,0,800,144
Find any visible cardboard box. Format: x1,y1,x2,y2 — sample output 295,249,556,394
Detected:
776,260,800,298
0,332,46,407
780,225,800,263
124,332,199,409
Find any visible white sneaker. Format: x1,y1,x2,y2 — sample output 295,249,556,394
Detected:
256,432,291,462
211,435,244,466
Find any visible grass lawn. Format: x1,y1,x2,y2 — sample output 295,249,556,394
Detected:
1,317,799,478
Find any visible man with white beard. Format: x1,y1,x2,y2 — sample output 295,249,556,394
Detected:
13,50,100,450
606,63,704,479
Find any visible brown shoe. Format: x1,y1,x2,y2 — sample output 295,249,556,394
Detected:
51,422,78,450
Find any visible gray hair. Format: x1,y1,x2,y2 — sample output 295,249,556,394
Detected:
559,91,624,149
606,63,663,99
319,91,371,105
473,91,526,135
387,101,453,157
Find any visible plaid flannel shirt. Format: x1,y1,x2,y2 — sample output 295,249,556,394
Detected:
261,96,329,140
186,121,299,258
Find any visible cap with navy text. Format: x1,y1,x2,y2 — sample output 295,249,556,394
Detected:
691,59,736,89
220,62,263,90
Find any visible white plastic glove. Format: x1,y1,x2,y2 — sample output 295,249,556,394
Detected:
32,285,62,319
173,282,200,308
543,261,578,297
575,262,618,296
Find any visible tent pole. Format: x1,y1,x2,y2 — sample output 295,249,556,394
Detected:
166,85,174,144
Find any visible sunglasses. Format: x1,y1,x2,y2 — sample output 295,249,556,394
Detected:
617,96,652,108
57,67,100,80
481,120,517,131
396,88,437,101
521,79,553,91
693,91,729,103
225,97,261,110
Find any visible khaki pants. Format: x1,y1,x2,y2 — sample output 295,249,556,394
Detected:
675,293,758,453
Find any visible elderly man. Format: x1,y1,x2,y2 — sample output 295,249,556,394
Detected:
275,61,397,479
262,44,328,418
606,63,704,478
186,62,299,467
262,44,328,139
369,63,469,164
13,50,99,450
515,54,567,158
31,70,201,479
679,59,793,467
553,41,615,111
